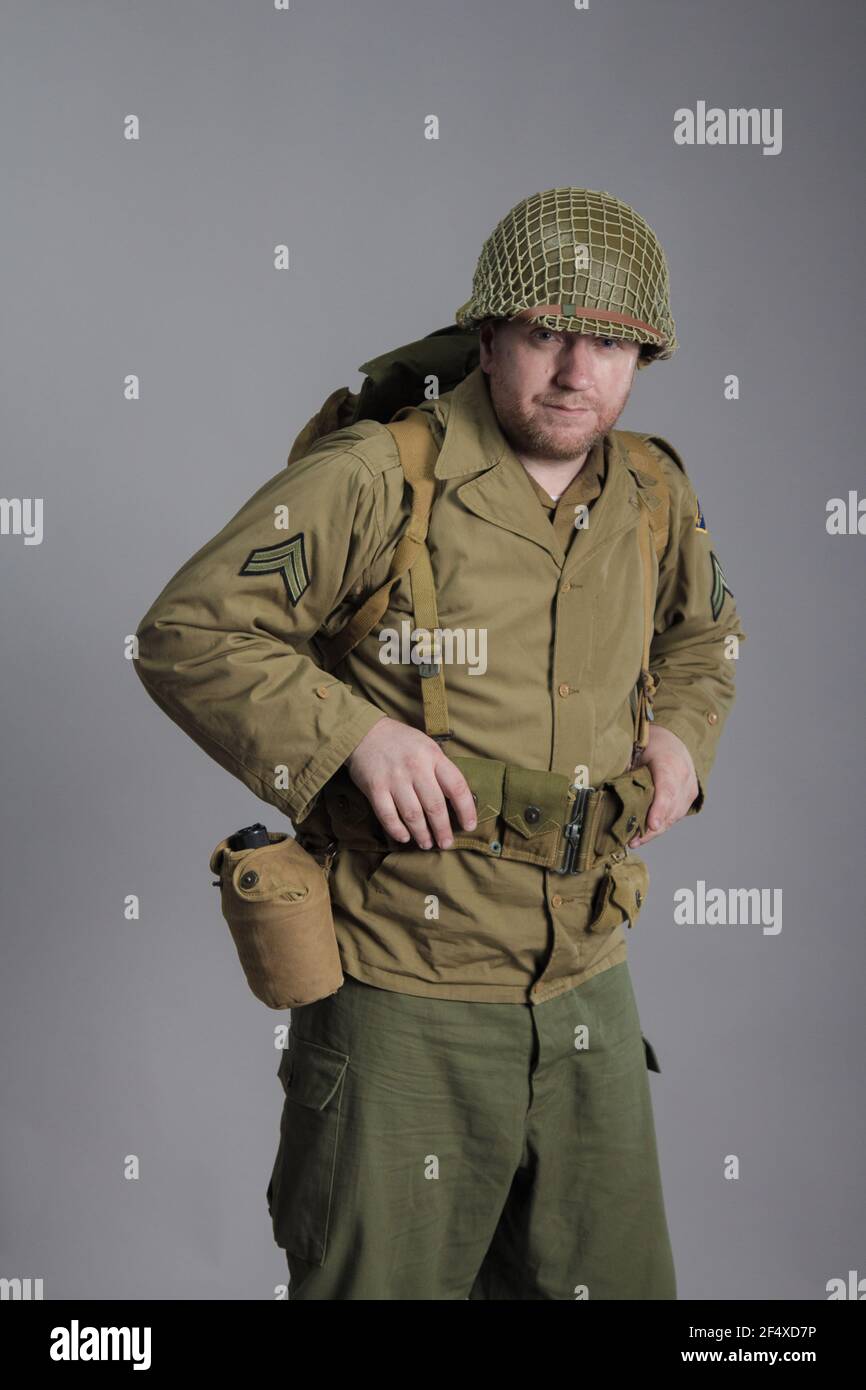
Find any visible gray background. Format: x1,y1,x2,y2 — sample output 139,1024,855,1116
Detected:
1,0,863,1300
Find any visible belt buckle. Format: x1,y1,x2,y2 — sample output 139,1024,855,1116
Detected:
554,786,594,875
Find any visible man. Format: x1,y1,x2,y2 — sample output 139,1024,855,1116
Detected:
134,187,746,1300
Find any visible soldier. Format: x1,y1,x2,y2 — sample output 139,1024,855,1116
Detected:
134,187,746,1300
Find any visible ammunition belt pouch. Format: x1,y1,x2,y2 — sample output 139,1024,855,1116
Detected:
296,756,656,876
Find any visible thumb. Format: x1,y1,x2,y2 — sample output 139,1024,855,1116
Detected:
646,769,677,830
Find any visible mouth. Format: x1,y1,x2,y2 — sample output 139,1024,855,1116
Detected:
543,403,592,415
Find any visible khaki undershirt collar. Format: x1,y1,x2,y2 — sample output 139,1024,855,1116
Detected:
522,438,609,552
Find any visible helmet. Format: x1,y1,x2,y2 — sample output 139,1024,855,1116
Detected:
455,187,678,368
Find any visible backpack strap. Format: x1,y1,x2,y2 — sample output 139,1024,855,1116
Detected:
615,431,676,769
615,430,672,559
629,502,659,769
315,408,452,743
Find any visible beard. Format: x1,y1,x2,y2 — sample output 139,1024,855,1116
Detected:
486,374,627,462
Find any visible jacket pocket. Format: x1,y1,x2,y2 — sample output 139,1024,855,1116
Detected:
365,850,401,895
586,855,650,934
266,1035,350,1265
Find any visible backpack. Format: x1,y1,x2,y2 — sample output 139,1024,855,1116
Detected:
286,324,680,755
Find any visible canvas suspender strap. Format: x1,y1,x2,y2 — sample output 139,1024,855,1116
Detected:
314,409,451,741
614,431,671,770
385,410,451,742
629,500,659,770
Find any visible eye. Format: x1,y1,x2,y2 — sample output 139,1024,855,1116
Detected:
531,328,559,343
597,336,619,349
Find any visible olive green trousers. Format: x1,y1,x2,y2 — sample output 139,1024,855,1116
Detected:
266,960,676,1300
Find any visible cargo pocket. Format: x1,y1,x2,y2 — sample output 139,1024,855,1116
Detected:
587,855,650,934
267,1035,350,1265
642,1033,661,1072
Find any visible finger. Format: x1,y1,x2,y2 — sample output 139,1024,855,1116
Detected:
369,787,412,844
629,825,663,848
645,799,669,833
657,787,692,832
631,799,684,847
436,761,478,832
412,775,455,849
645,776,677,831
391,785,435,849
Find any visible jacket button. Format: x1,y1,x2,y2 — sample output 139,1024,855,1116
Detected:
626,815,638,833
561,581,572,593
524,805,541,825
315,686,330,699
240,869,259,889
706,710,718,725
635,889,643,907
551,894,563,908
558,683,570,697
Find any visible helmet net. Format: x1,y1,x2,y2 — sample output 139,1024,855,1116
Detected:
455,188,678,365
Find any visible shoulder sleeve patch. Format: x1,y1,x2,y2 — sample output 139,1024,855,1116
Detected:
239,531,310,607
695,496,707,532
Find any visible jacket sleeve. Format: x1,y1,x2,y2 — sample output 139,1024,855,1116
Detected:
133,427,391,825
644,437,747,815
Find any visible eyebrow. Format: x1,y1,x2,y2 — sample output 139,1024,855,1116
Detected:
527,325,614,340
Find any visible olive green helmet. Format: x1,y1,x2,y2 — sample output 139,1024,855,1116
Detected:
455,187,677,368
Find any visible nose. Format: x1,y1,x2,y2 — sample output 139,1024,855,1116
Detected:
553,336,595,391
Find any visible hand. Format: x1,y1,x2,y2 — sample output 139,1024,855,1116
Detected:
628,724,699,848
344,718,478,850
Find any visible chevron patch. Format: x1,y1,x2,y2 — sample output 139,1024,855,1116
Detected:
695,496,707,532
239,532,310,607
709,550,733,620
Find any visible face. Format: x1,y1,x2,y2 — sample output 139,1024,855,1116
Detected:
478,318,642,463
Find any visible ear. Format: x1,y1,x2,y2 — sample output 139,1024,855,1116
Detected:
478,318,497,369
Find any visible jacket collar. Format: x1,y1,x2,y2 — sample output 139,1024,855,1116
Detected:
422,365,643,571
426,365,509,479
